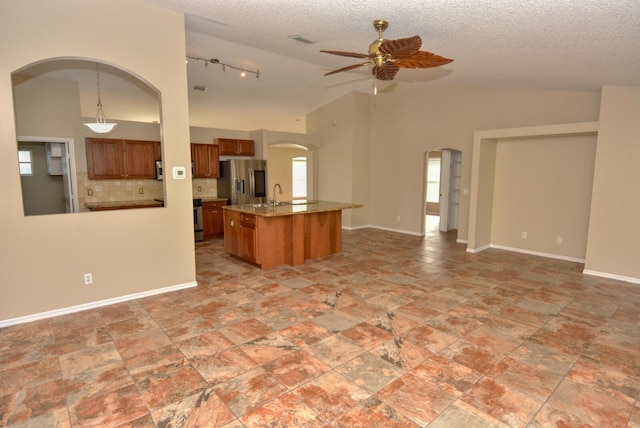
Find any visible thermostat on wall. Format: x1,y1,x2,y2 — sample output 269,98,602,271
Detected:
173,166,186,179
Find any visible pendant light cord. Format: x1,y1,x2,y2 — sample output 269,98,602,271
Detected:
95,63,106,123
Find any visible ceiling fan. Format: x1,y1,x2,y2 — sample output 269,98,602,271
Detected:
321,20,453,81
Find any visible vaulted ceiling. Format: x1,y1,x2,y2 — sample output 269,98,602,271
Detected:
21,1,640,134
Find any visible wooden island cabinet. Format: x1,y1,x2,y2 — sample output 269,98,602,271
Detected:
222,201,362,268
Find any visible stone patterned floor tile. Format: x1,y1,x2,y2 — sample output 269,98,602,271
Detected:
460,377,544,427
213,366,288,417
2,226,639,427
239,391,326,427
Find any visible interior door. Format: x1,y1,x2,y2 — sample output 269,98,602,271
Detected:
439,150,451,232
439,150,462,232
60,143,73,213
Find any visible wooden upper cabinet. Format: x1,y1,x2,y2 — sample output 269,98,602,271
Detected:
123,140,156,179
86,138,121,179
191,143,220,178
215,138,254,156
86,138,159,179
154,141,162,161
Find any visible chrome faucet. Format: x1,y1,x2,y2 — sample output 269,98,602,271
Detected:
271,183,283,206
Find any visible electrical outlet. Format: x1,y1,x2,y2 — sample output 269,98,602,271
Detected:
557,236,563,244
197,186,202,192
397,216,401,222
87,189,93,196
522,232,527,239
138,187,144,194
84,273,93,285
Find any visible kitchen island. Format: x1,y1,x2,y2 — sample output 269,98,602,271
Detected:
222,200,362,268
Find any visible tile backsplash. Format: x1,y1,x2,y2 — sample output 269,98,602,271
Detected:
78,172,164,211
78,173,220,211
192,178,219,198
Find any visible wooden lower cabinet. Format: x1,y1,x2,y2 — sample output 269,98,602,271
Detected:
223,209,342,268
203,200,226,237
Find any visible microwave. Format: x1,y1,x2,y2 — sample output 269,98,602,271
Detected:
155,160,163,180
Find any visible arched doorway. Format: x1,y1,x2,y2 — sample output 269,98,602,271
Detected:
267,141,318,202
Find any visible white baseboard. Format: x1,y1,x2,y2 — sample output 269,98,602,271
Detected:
467,244,491,253
583,269,640,285
0,281,198,328
456,238,468,244
487,244,585,263
366,225,424,236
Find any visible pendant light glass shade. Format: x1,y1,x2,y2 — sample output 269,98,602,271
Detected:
84,63,117,134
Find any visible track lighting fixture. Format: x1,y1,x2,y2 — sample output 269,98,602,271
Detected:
187,55,260,79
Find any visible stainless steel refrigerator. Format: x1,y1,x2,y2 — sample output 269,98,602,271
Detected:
217,159,267,205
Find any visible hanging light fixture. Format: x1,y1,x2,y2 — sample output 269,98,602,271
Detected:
84,63,117,133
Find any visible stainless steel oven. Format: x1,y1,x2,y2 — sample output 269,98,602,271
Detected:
193,198,203,242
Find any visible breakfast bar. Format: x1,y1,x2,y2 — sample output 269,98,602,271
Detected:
222,200,362,268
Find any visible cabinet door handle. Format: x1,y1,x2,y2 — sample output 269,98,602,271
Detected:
230,219,234,227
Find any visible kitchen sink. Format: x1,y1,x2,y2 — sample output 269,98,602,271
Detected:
247,200,319,208
277,200,318,205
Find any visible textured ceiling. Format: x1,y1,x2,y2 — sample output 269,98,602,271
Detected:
43,1,640,133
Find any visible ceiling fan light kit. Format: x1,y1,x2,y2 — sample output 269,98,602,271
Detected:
321,20,453,81
84,63,117,134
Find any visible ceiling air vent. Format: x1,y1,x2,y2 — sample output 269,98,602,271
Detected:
193,85,208,91
289,35,316,44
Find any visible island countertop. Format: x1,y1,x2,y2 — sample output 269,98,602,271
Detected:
222,200,363,217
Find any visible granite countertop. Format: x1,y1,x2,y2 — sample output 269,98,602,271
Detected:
200,197,228,203
222,200,363,217
85,200,164,211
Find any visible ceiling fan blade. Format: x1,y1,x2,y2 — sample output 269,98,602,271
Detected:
395,50,453,69
379,35,422,59
372,63,400,81
324,61,372,76
320,50,371,59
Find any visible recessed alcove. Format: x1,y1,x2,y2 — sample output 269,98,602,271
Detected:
467,121,599,261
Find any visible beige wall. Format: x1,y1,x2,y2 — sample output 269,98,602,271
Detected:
491,135,597,260
309,86,601,237
585,86,640,280
0,0,194,323
307,92,371,228
367,85,601,238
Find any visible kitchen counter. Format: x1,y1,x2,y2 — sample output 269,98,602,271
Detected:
200,197,228,203
222,200,363,217
222,200,362,268
85,200,164,211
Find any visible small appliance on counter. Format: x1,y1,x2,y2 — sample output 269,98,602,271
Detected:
155,160,163,180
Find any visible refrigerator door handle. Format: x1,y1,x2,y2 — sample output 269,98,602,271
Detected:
248,168,255,203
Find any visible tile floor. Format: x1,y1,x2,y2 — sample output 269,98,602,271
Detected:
1,220,640,427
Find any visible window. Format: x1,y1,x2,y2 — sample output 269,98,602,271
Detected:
18,150,33,176
292,157,307,198
426,157,441,203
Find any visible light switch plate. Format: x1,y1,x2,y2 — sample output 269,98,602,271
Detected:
173,166,186,179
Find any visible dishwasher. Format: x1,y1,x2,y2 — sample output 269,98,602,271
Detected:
193,198,203,242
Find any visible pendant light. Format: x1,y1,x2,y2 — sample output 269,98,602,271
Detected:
84,63,117,133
